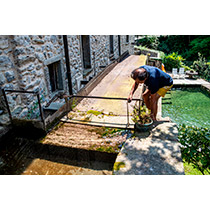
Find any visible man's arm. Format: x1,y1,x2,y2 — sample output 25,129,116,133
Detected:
127,81,139,103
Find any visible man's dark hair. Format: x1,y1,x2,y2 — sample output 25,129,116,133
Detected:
131,68,148,81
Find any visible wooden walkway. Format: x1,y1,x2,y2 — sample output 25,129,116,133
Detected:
61,55,147,129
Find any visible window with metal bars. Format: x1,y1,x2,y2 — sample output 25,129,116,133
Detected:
81,35,91,69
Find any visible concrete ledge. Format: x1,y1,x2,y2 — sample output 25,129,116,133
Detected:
113,122,185,175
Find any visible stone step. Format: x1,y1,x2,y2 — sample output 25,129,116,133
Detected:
113,122,185,175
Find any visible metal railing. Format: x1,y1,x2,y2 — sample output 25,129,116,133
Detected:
65,94,143,128
1,88,143,130
1,89,45,129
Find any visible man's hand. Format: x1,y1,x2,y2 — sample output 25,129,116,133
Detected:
127,95,132,103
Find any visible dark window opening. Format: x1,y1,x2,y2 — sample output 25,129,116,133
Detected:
110,35,114,54
48,61,63,92
126,35,129,43
81,35,91,69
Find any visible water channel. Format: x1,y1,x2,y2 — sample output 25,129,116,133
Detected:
0,126,117,175
162,87,210,128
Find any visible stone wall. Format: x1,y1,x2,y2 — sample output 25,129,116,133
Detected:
0,35,135,125
121,35,135,55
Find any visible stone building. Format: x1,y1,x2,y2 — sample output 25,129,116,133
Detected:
0,35,135,125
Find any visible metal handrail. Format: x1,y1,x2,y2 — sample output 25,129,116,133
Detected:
2,89,142,130
66,94,142,101
2,89,45,129
64,94,143,128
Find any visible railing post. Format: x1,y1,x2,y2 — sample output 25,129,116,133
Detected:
1,89,13,124
127,101,129,128
37,93,46,130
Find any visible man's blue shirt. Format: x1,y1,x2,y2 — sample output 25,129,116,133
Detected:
140,65,173,94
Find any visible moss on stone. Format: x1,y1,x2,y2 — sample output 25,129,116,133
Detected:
86,110,104,116
113,161,125,171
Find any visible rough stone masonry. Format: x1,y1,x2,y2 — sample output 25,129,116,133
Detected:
0,35,135,125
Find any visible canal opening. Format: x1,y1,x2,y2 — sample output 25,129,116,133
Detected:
162,86,210,128
0,125,121,175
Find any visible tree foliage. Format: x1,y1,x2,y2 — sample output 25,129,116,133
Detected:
157,35,210,62
188,36,210,61
136,35,159,50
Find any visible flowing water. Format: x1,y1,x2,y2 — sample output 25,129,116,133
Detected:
162,87,210,128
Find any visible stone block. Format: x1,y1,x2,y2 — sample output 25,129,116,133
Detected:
33,87,40,93
0,39,9,49
6,95,16,108
36,70,43,77
14,48,26,56
16,55,36,66
26,46,35,54
23,36,31,45
16,95,21,105
0,114,10,125
3,84,14,90
44,36,50,42
12,106,22,116
32,39,45,44
19,108,29,118
35,53,45,62
0,73,6,85
13,36,25,46
0,56,13,68
50,35,57,44
27,64,35,71
36,64,42,70
5,71,15,83
47,52,53,58
4,48,12,54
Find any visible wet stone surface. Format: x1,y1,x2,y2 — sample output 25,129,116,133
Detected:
0,123,130,175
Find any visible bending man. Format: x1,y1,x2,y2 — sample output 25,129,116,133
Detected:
127,65,173,121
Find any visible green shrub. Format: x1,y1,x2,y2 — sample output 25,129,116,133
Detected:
162,52,185,72
131,104,152,124
178,124,210,175
191,53,210,81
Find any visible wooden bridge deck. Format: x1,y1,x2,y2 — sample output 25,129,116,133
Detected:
62,55,147,129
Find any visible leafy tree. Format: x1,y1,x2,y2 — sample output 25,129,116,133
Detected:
136,35,159,50
157,35,210,62
188,36,210,61
158,35,192,57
